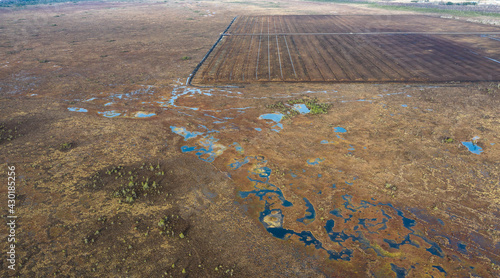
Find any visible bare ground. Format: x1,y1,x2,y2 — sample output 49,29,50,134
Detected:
0,1,499,277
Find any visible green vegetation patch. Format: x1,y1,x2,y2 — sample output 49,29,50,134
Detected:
157,213,190,238
84,162,169,204
442,137,454,143
59,142,74,151
266,97,332,119
0,123,20,143
384,183,398,198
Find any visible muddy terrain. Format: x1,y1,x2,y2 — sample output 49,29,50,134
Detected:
0,0,499,277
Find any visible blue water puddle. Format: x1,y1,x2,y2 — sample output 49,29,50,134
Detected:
108,85,156,101
458,242,467,254
239,166,293,207
330,208,342,218
135,111,156,118
480,34,500,42
84,97,97,102
260,203,355,261
401,104,408,107
98,110,121,118
348,145,355,151
324,220,387,258
330,196,445,258
237,162,446,265
386,92,406,96
157,85,245,112
231,142,244,155
359,216,389,234
229,157,250,170
384,234,419,249
260,207,284,230
198,125,219,134
170,126,203,140
230,106,253,111
293,104,310,114
255,127,262,131
297,90,335,95
391,263,408,278
307,158,325,165
181,135,226,163
229,156,267,170
161,86,214,110
170,126,226,162
409,208,445,227
104,102,114,106
491,143,495,145
461,142,483,155
259,113,284,132
321,140,335,144
203,113,221,121
433,265,447,276
204,113,234,124
68,107,88,112
160,89,451,270
297,197,316,225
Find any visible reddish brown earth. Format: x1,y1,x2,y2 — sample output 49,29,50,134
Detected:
0,1,499,277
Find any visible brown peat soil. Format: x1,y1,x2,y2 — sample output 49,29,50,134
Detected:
0,0,499,277
196,15,500,83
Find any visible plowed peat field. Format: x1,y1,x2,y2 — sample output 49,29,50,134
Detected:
193,15,500,84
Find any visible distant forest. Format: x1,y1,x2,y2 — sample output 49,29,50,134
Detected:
0,0,96,7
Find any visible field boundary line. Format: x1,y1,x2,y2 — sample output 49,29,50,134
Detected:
267,17,271,80
228,32,500,36
279,16,297,79
187,16,239,87
273,19,284,80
